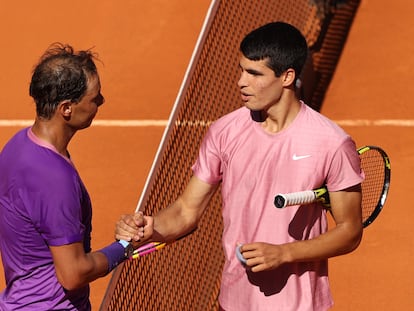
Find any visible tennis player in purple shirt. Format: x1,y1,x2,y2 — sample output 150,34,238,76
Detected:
0,43,146,310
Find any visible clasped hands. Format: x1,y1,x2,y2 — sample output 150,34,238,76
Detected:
115,212,154,248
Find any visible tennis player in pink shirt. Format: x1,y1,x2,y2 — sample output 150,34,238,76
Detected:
117,22,364,311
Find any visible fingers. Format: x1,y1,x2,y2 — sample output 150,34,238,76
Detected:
115,213,143,242
133,211,145,226
142,215,154,230
115,212,155,244
236,242,283,272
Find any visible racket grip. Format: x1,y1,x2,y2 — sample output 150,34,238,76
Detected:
274,190,317,208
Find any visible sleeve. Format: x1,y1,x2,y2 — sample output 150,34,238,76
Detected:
22,163,86,246
191,125,223,185
326,137,365,192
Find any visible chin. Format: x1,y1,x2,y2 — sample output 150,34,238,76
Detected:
80,120,93,129
243,101,259,110
245,104,262,112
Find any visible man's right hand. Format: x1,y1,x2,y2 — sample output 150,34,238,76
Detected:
115,212,154,244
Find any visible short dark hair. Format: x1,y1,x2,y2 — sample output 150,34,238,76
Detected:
240,22,308,79
29,43,100,119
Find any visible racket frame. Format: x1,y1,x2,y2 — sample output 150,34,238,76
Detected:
273,145,391,228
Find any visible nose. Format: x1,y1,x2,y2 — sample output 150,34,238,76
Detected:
237,72,247,88
96,93,105,107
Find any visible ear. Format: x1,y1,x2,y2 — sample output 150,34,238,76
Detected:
282,68,296,87
59,100,72,117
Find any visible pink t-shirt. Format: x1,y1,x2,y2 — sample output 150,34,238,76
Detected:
192,103,363,311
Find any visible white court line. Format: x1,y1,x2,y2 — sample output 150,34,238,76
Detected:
93,120,168,127
0,119,413,127
0,120,168,127
334,119,414,127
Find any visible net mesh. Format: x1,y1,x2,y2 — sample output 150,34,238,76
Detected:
100,0,361,310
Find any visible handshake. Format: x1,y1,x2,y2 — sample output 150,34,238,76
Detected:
115,212,167,260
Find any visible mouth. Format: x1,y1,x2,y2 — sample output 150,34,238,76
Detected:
240,92,251,102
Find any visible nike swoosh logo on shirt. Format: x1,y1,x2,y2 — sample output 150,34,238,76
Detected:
292,154,312,160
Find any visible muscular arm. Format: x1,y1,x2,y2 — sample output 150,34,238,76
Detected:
286,185,363,260
50,243,109,290
115,176,219,244
51,212,150,290
152,176,219,242
241,185,363,272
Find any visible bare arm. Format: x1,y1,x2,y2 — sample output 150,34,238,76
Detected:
286,185,363,259
115,176,219,244
50,243,110,290
152,176,219,242
51,213,147,290
240,185,363,272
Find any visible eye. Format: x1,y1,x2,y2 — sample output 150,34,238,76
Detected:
246,69,262,76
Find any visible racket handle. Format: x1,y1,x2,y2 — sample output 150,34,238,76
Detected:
130,242,166,260
274,190,317,208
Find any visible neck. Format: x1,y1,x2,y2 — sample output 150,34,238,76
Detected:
31,117,75,157
260,98,302,134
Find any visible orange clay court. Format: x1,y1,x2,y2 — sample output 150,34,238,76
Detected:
0,1,413,310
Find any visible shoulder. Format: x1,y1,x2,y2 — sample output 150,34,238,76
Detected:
300,103,350,140
301,103,340,126
0,128,29,152
289,103,359,162
200,107,254,151
5,137,79,192
209,107,251,134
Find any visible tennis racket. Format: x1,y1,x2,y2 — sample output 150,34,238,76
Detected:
273,145,391,228
128,241,167,260
126,231,192,260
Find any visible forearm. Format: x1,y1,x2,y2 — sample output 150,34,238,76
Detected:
283,222,363,263
115,176,218,245
69,251,111,287
51,242,125,291
283,188,364,263
153,199,201,243
152,177,218,243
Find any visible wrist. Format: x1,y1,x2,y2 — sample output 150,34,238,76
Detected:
118,239,135,258
99,240,133,273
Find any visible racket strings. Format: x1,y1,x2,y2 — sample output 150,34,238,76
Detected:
360,149,386,223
